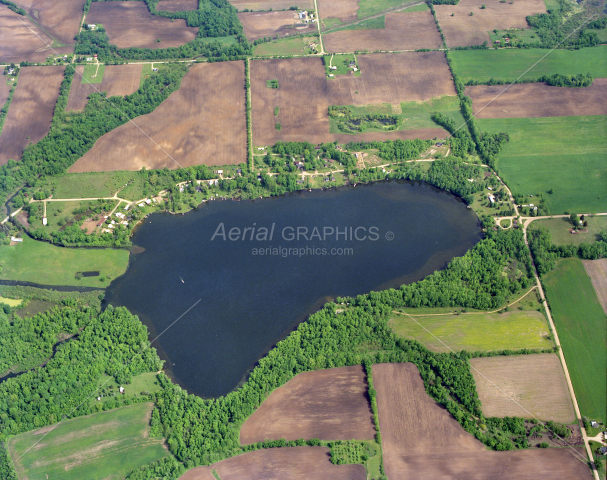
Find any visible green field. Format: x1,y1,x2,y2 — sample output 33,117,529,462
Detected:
530,216,607,246
255,36,317,56
544,258,606,424
9,403,168,480
478,116,607,214
389,310,553,353
335,15,385,31
451,46,607,83
357,0,419,18
0,296,22,307
40,171,140,199
82,64,105,84
0,236,129,287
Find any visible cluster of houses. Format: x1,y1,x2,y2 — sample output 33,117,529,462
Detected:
297,10,315,23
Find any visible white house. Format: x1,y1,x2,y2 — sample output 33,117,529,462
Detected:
42,217,48,226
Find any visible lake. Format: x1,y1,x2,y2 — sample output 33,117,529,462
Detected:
104,181,482,397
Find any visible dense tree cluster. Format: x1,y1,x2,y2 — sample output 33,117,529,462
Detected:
465,73,594,87
528,227,607,275
0,0,25,15
344,138,434,162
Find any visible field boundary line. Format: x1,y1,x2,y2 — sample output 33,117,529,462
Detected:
16,298,202,462
392,286,538,317
396,307,591,466
15,16,189,171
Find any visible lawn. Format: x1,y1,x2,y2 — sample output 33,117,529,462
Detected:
450,46,607,83
324,54,359,76
0,236,129,287
478,116,607,214
82,64,105,84
255,37,313,56
530,216,607,246
389,310,553,353
9,403,168,480
543,258,606,424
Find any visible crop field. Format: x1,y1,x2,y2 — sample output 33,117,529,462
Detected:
583,259,607,315
66,64,144,112
251,53,452,144
544,258,607,423
0,235,129,287
478,116,607,214
0,66,65,165
229,0,313,10
180,446,366,480
238,11,316,41
466,79,607,118
239,365,375,444
9,403,168,480
434,0,546,48
15,0,87,45
69,61,247,172
373,362,589,479
0,6,54,63
450,46,607,83
470,354,576,424
157,0,199,11
324,12,442,53
529,216,607,246
389,310,552,352
318,0,359,24
86,2,197,49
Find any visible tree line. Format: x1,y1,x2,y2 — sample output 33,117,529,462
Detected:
465,73,594,87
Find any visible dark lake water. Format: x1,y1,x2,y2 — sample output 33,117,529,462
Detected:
104,181,481,398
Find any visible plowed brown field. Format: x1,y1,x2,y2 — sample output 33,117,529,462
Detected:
240,365,375,444
583,258,607,315
466,80,607,118
251,53,452,144
179,447,366,480
238,11,315,41
0,66,65,165
324,12,442,52
69,61,246,172
66,64,144,112
0,5,54,63
229,0,313,11
14,0,86,44
470,354,576,424
318,0,359,23
157,0,198,11
373,363,589,479
86,2,197,49
435,0,546,48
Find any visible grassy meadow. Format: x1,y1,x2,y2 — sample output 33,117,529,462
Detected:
255,37,317,56
0,236,129,287
82,64,105,84
544,258,606,424
530,216,607,246
9,403,168,480
478,116,607,214
40,171,140,199
389,310,553,353
451,46,607,83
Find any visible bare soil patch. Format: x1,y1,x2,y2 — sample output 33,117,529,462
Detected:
470,354,576,424
251,53,452,144
66,64,143,112
583,258,607,315
157,0,199,11
0,5,55,63
14,0,86,44
466,79,607,118
229,0,314,11
86,2,197,49
324,12,442,52
179,446,366,480
435,0,546,48
373,363,589,479
69,61,247,172
238,11,315,41
240,365,375,444
317,0,359,23
0,66,65,165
